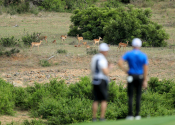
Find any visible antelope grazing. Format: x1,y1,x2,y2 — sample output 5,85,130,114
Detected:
118,41,129,51
83,42,87,47
60,35,67,43
76,34,83,45
93,36,102,46
52,40,56,44
74,44,81,47
37,34,48,43
86,45,90,48
31,40,43,51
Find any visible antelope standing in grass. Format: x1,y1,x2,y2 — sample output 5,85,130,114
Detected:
93,36,102,46
31,40,43,51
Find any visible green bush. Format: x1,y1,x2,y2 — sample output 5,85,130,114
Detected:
103,5,169,46
57,49,67,54
28,83,50,110
13,87,31,110
22,119,46,125
0,36,18,47
21,32,39,46
141,91,174,117
0,76,174,124
1,48,20,57
4,0,21,6
64,0,98,11
68,76,93,100
86,47,98,55
46,97,92,125
41,0,66,12
101,0,122,8
39,59,51,67
68,6,116,39
0,79,15,115
6,2,30,15
16,2,30,14
148,77,175,94
69,5,169,47
30,6,39,15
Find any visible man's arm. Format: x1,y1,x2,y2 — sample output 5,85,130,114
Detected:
142,64,148,89
102,63,113,76
118,59,128,73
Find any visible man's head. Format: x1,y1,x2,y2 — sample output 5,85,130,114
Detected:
132,38,142,49
99,43,109,56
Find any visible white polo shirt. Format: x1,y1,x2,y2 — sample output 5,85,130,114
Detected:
91,53,109,85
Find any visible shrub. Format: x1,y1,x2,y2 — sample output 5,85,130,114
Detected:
101,0,122,8
21,32,39,46
103,5,169,46
13,87,31,110
64,0,98,11
22,119,47,125
69,6,169,47
41,0,66,12
30,6,39,15
141,91,174,117
68,7,117,39
4,0,21,6
86,47,98,55
3,48,20,57
68,76,93,100
148,77,175,94
0,36,18,47
57,49,67,54
16,2,30,14
45,97,92,125
39,59,51,67
46,79,69,99
0,79,15,115
28,83,50,110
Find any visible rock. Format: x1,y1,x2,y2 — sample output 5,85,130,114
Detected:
38,75,43,78
12,80,23,87
67,82,70,84
112,78,116,80
30,71,35,74
40,70,45,72
23,76,30,81
6,74,12,78
46,75,50,79
14,72,20,76
56,69,60,72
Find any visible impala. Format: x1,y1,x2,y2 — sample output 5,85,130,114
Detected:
118,41,129,51
93,36,102,46
52,40,56,44
37,34,48,43
60,35,67,43
31,40,43,51
77,34,83,45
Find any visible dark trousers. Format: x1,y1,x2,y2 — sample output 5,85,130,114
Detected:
127,75,143,116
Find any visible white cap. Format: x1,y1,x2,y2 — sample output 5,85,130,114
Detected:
99,43,109,51
132,38,142,47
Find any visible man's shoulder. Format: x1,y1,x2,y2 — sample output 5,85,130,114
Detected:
139,51,147,57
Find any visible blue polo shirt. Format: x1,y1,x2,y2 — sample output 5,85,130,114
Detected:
122,49,148,75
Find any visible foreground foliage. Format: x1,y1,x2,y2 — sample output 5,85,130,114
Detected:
0,76,175,124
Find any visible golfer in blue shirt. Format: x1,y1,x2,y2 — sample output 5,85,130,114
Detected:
118,38,148,120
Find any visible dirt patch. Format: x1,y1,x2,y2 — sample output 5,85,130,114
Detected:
0,111,40,125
